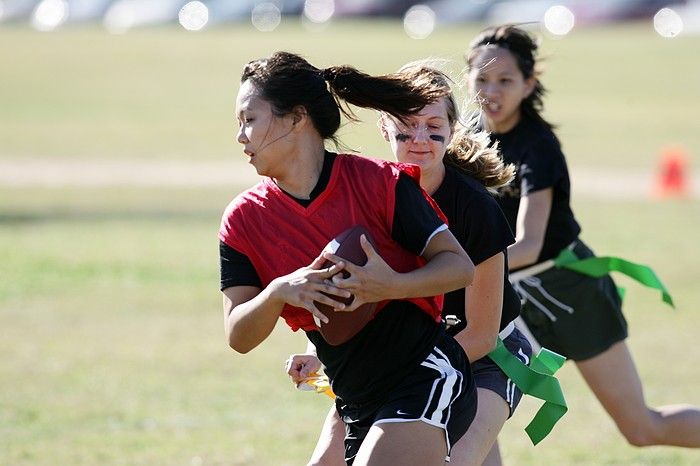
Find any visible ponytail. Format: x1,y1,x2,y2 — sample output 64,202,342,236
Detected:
321,65,442,125
241,51,443,143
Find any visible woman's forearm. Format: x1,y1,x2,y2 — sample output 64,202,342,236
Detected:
388,249,474,300
224,285,284,354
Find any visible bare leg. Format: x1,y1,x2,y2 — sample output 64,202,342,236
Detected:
308,404,346,466
481,440,503,466
576,340,700,447
353,421,448,466
449,388,509,466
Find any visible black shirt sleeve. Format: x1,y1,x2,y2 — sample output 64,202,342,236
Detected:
519,136,566,195
219,240,262,291
460,194,513,266
391,172,446,256
434,167,514,266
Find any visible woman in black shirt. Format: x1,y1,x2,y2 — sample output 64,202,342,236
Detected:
466,24,700,450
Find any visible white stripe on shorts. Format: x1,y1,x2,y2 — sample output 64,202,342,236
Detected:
373,345,464,458
505,343,532,409
420,347,463,426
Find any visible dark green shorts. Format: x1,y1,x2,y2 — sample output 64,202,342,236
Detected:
513,240,628,361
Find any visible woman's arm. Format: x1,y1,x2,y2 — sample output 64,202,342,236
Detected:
223,285,284,354
327,228,474,308
413,228,475,297
453,252,504,361
507,188,553,269
223,258,349,353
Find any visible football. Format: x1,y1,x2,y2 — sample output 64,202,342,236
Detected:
313,225,379,345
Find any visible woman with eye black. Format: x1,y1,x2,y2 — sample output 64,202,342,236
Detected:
286,61,532,466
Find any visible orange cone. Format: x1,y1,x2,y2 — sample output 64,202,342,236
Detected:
654,146,689,198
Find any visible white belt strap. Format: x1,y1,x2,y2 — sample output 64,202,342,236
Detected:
508,259,556,283
508,241,578,283
498,320,516,339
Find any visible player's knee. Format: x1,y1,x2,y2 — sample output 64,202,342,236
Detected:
622,431,655,447
619,422,660,447
618,408,668,447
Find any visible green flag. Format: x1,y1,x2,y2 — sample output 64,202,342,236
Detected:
554,248,674,308
488,340,568,445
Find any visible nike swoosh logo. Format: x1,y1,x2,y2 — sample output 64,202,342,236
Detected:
396,410,409,416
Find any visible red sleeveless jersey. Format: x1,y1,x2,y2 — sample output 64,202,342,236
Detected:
219,153,446,332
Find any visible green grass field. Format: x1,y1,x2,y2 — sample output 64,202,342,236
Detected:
1,21,699,168
1,20,699,465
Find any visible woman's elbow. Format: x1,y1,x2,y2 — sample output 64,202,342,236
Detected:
226,323,256,354
461,254,476,286
483,334,498,353
471,334,499,360
524,247,541,266
521,238,544,264
508,241,541,270
228,335,254,354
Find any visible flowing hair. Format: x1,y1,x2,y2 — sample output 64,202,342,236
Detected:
241,51,445,147
395,61,514,191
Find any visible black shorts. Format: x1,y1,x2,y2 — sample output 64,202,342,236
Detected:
471,326,532,416
513,240,628,361
336,331,476,465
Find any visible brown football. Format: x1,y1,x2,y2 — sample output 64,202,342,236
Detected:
313,225,378,345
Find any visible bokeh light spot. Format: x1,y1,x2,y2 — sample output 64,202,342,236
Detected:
103,2,135,34
32,0,68,31
403,5,435,40
654,8,683,38
544,5,575,36
304,0,334,23
179,1,209,31
252,2,281,32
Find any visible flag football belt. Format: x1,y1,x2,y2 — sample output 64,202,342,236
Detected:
296,321,568,445
297,239,674,444
509,242,674,308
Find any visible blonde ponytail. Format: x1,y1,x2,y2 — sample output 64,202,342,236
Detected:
446,122,515,193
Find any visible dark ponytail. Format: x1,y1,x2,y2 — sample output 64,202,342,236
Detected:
325,66,443,123
241,51,442,144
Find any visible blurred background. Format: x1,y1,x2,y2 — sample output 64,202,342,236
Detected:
1,1,699,465
1,0,699,35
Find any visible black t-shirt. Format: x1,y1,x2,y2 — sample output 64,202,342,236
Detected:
219,151,446,404
490,116,581,267
432,164,520,334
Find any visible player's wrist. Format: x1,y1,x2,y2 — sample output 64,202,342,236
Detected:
262,279,289,308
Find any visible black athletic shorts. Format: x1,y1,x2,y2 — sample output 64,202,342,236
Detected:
336,331,477,465
472,326,532,416
514,239,628,361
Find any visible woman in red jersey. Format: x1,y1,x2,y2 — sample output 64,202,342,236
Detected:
220,51,477,466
